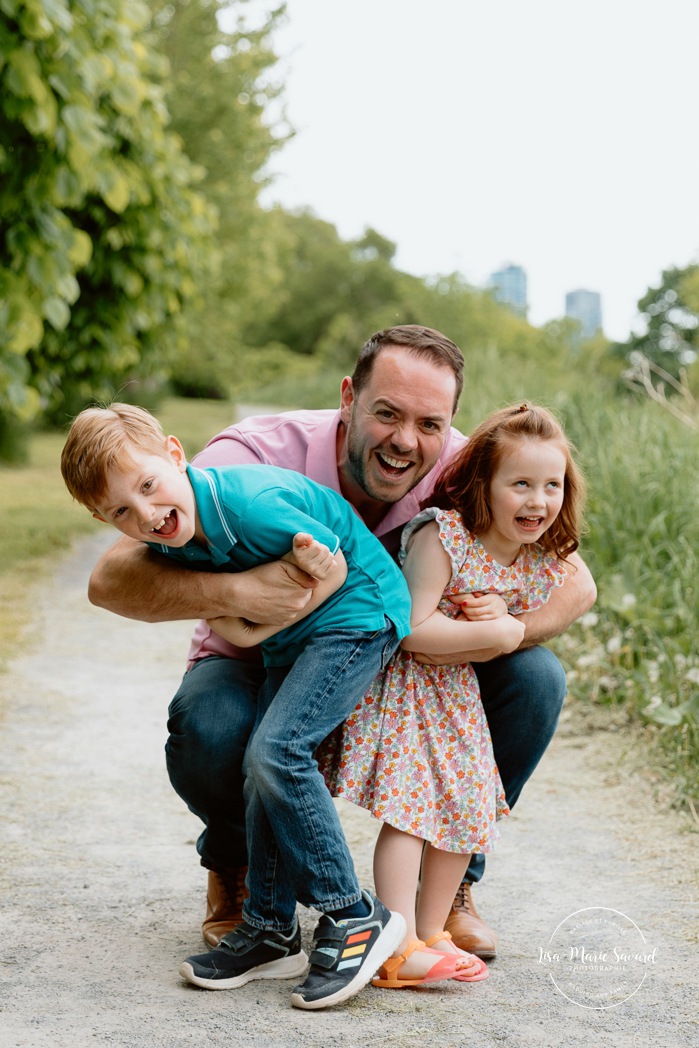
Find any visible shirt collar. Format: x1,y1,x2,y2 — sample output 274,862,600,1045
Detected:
186,464,238,565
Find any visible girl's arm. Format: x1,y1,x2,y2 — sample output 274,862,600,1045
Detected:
207,549,348,647
399,523,525,655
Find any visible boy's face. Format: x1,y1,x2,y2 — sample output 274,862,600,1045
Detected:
91,437,199,547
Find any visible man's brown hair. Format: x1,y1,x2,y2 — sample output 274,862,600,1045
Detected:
351,325,464,413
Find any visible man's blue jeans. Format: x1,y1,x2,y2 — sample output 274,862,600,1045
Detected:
166,644,566,884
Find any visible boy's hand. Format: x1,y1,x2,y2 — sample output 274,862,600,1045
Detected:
452,591,508,621
289,532,337,580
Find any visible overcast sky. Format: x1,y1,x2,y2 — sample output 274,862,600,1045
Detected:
233,0,699,341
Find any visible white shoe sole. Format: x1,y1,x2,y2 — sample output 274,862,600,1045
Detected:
290,911,407,1010
180,950,309,990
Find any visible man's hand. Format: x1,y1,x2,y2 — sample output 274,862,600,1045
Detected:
235,559,317,626
286,532,337,580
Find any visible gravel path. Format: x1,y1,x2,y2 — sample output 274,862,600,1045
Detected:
1,532,697,1048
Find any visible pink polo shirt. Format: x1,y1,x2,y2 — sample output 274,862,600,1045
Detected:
186,409,466,665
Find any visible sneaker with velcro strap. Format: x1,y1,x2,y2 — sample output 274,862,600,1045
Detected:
290,889,407,1010
179,919,308,990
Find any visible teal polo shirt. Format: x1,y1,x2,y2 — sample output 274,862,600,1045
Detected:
149,464,411,667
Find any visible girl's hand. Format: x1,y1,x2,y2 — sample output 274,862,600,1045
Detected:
453,591,508,621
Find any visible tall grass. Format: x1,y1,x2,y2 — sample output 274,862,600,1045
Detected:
553,394,699,809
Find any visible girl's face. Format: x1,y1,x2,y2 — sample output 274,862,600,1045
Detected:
482,438,566,563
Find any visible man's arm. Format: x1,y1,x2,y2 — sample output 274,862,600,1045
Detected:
412,552,597,665
88,536,317,625
207,550,348,647
517,552,596,647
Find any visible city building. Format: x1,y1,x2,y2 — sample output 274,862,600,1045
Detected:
565,289,603,340
489,263,528,316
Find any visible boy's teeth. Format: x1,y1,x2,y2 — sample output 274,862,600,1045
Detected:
153,515,168,531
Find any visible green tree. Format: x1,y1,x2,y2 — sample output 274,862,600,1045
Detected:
616,264,699,382
153,0,289,397
0,0,217,436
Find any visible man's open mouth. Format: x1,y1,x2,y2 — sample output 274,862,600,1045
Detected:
376,452,413,477
151,510,179,537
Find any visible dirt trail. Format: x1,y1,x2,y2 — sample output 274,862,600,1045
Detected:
1,531,697,1048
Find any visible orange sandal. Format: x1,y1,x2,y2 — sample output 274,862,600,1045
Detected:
424,931,490,982
372,939,465,988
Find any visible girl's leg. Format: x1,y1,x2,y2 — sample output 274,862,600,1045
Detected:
373,823,423,943
417,844,480,960
416,843,472,939
374,825,470,980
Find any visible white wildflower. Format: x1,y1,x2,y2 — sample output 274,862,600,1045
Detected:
646,661,661,684
606,635,622,654
579,612,599,628
684,667,699,685
621,593,637,610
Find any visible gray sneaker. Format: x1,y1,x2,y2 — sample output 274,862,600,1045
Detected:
180,919,308,990
290,890,406,1010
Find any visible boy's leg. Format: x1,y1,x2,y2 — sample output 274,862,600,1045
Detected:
180,623,407,1007
243,625,399,927
445,646,567,957
165,656,263,944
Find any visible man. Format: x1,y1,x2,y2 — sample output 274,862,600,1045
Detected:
89,325,596,963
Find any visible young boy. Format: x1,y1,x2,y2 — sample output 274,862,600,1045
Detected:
61,403,411,1010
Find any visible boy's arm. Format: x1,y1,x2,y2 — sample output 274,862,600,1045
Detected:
88,536,317,625
207,550,348,646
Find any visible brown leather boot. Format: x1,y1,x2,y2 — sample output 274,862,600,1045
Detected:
444,882,498,960
201,866,249,948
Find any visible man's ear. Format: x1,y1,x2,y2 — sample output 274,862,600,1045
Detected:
167,435,187,471
339,376,354,423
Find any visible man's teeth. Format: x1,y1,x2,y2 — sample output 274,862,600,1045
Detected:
380,454,410,470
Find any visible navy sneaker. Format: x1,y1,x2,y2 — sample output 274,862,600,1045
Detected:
179,919,308,990
290,890,406,1010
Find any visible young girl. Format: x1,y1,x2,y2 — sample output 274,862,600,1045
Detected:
319,403,585,987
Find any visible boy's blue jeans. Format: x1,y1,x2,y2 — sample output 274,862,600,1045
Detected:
239,623,398,930
166,644,566,889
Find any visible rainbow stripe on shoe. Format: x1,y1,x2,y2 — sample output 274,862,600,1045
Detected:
290,890,407,1010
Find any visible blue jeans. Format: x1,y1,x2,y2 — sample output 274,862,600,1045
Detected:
242,623,398,931
166,644,566,883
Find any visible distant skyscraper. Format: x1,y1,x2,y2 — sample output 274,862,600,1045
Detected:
565,289,603,340
489,263,527,316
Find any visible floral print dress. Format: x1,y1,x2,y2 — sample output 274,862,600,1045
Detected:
318,508,568,854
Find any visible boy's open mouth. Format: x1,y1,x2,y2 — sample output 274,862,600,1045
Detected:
151,510,178,537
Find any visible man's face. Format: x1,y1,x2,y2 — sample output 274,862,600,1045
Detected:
339,347,457,505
